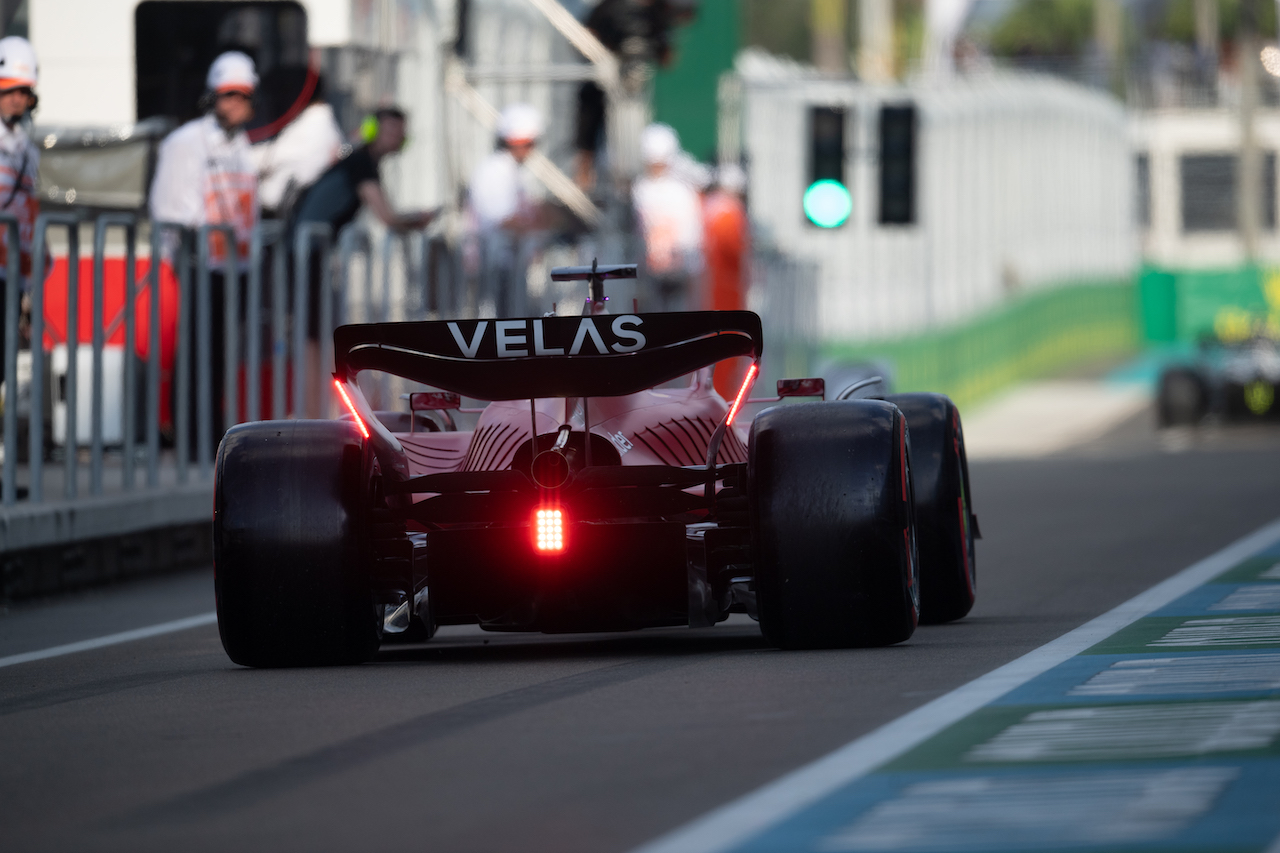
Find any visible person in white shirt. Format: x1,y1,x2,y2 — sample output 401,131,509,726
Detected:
251,74,343,219
467,104,545,317
0,36,40,374
632,123,703,312
149,51,261,454
150,51,260,270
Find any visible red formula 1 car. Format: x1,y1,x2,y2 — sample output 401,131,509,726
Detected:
213,264,978,667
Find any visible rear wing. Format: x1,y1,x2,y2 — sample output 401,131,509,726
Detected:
334,311,763,401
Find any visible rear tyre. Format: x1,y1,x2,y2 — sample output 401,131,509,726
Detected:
888,393,976,624
749,400,920,649
1157,368,1208,427
215,420,381,667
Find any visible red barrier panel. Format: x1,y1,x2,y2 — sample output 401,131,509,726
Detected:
40,258,293,427
42,258,179,358
42,258,181,427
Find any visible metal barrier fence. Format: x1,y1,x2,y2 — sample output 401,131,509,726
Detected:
749,241,821,392
0,209,813,519
0,213,464,509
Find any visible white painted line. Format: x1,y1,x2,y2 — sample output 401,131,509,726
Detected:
0,612,218,670
631,517,1280,853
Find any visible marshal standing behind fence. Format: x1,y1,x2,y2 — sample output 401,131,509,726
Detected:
148,51,261,456
632,123,703,313
292,106,436,415
0,36,41,382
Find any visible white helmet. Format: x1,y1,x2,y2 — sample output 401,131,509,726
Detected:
497,103,542,143
716,162,747,193
640,123,680,166
207,51,258,94
0,36,38,90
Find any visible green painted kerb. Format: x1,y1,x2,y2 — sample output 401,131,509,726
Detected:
652,0,739,162
824,281,1140,410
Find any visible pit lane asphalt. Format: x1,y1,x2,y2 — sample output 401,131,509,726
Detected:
3,413,1280,853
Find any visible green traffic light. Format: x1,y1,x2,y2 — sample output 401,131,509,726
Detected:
803,179,852,228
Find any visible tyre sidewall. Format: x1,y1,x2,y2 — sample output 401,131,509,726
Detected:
750,400,919,649
887,393,976,624
215,420,379,666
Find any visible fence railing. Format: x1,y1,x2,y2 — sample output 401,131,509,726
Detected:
0,213,464,509
1,210,812,518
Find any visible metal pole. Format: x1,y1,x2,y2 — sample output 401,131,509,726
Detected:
291,226,310,418
291,222,331,418
146,223,182,488
90,217,108,495
195,225,235,477
379,232,394,324
196,227,212,476
28,217,51,503
378,231,394,406
246,221,280,423
336,223,372,403
224,230,241,430
1,214,19,506
176,230,191,485
271,234,287,420
117,217,137,490
425,235,439,317
65,222,80,500
317,231,336,420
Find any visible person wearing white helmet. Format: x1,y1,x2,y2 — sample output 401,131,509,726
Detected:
0,36,41,375
148,51,262,455
467,103,547,316
469,104,543,231
149,50,260,267
631,123,703,312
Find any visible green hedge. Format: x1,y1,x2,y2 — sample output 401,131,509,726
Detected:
822,281,1140,409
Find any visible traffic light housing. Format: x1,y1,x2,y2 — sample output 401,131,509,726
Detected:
804,106,851,228
878,103,917,225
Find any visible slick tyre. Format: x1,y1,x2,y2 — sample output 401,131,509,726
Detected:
887,393,977,624
214,420,381,667
749,400,920,649
1157,368,1208,427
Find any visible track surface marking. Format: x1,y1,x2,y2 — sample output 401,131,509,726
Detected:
633,518,1280,853
0,612,217,669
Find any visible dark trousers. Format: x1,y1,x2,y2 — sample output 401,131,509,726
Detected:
576,82,606,154
183,271,246,460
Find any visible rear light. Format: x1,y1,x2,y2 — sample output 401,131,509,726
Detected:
334,379,370,440
534,508,565,553
726,362,759,427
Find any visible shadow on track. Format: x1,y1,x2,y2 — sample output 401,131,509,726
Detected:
112,625,773,831
372,621,773,666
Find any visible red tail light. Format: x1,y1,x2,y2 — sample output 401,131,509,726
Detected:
334,379,370,440
726,362,759,427
534,508,566,552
